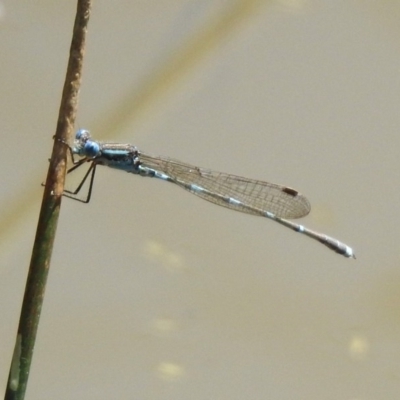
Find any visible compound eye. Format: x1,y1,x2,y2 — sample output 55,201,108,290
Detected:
84,141,100,157
76,129,90,141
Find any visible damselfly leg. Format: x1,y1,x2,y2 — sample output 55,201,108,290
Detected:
61,139,97,203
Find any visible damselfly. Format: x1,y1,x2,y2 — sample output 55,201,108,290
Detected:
63,129,355,258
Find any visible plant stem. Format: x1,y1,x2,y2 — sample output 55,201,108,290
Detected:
4,1,92,399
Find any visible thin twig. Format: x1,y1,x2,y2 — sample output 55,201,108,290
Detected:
4,1,92,399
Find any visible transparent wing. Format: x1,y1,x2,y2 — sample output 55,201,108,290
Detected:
139,154,311,219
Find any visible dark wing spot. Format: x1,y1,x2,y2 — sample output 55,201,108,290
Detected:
282,187,299,197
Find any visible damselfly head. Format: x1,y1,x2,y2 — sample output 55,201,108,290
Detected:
73,129,95,157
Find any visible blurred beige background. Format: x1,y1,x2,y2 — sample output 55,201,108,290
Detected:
1,1,400,399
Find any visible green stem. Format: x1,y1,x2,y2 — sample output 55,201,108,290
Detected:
4,1,92,399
